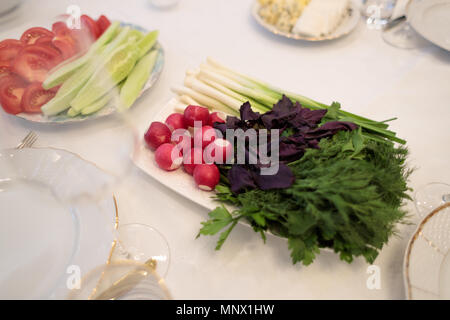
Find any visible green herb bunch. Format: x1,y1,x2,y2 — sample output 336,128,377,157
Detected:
198,129,411,265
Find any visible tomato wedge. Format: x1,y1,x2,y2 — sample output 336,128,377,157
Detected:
21,83,57,113
0,76,27,115
20,27,54,45
96,15,111,35
81,15,100,40
0,39,25,67
13,45,63,83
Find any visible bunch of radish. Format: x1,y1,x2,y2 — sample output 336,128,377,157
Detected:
144,105,232,191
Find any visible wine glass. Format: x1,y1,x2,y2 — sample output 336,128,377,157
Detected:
67,260,172,300
112,223,171,278
380,0,430,49
414,182,450,219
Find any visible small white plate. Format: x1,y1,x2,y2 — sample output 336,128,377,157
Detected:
408,0,450,51
0,148,117,299
404,203,450,299
9,22,164,124
252,0,361,41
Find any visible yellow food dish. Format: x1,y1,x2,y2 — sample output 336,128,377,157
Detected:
258,0,310,32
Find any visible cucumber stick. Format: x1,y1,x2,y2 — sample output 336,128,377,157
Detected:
41,27,135,116
71,43,140,111
137,30,159,59
81,93,112,115
41,63,96,116
120,50,158,109
127,29,143,43
43,21,120,89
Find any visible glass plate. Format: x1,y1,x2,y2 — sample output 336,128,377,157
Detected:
0,148,117,299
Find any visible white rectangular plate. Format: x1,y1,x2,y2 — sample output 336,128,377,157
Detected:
132,98,226,212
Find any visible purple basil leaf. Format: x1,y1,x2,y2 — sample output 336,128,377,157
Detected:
228,165,257,193
252,163,295,190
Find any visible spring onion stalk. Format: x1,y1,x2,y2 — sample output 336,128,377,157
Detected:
197,58,405,145
184,76,243,109
198,67,279,107
206,58,395,129
171,86,236,115
198,74,269,112
179,95,200,106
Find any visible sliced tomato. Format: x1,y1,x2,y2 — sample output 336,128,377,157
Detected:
81,15,100,39
20,27,54,45
35,36,56,48
13,45,63,83
52,37,78,60
52,21,69,35
97,15,111,36
96,15,111,35
52,22,79,59
21,83,57,113
21,45,62,65
0,40,25,67
0,76,27,114
0,66,14,82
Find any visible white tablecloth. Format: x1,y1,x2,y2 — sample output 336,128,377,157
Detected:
1,0,449,299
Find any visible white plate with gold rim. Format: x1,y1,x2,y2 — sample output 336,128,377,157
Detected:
252,0,361,41
404,203,450,300
0,148,118,299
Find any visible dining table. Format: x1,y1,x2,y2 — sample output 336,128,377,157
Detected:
1,0,449,299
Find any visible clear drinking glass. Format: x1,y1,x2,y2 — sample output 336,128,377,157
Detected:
362,0,397,29
67,260,172,300
149,0,180,9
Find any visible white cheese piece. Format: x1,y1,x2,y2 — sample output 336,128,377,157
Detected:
292,0,350,37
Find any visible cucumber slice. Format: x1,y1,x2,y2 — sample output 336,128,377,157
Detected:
81,94,112,115
71,43,140,111
120,50,158,109
100,26,132,58
41,63,95,116
137,30,159,59
42,27,136,116
67,107,80,117
43,21,121,90
127,29,143,43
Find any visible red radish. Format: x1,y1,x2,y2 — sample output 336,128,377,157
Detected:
193,125,218,149
155,143,183,171
183,105,210,127
165,113,187,131
183,147,204,175
171,129,193,155
209,112,226,126
144,122,171,150
204,138,233,164
193,164,220,191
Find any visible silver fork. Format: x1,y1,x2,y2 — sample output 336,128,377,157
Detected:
16,131,37,149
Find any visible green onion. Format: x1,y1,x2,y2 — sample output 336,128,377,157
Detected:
173,58,405,145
